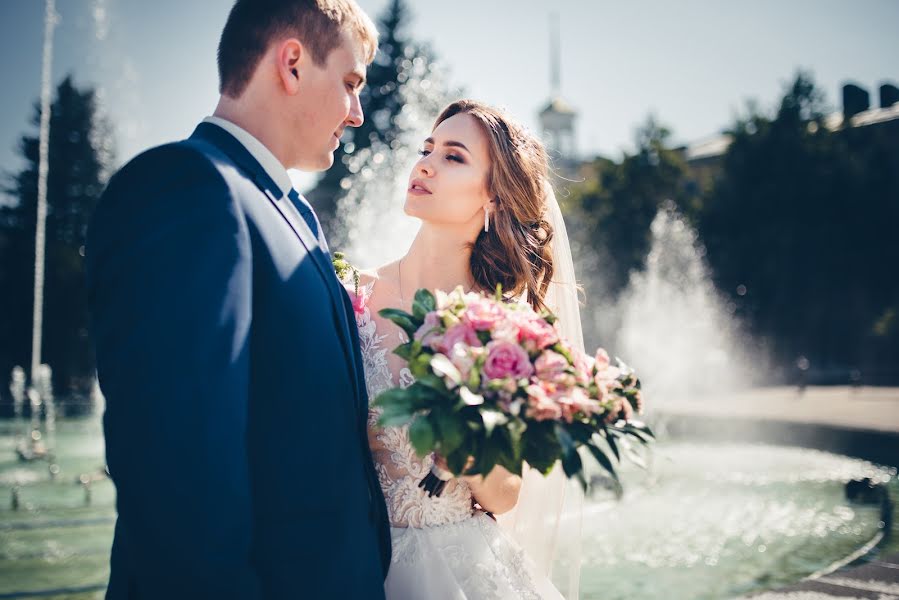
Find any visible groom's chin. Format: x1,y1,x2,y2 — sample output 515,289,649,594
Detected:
297,154,335,173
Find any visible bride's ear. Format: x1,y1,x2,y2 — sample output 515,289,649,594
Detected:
276,39,303,94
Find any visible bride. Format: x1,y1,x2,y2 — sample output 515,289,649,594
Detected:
351,99,589,599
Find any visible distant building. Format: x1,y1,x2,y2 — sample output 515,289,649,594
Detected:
538,14,581,179
676,81,899,190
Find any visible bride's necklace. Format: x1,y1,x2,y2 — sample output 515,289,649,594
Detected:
398,257,474,307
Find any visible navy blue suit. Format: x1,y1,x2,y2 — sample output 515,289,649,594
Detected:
86,122,391,599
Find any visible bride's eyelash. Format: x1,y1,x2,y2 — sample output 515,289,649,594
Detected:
418,149,464,163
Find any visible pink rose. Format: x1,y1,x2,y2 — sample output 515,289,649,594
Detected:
414,312,443,348
462,297,505,331
483,341,534,381
515,313,559,351
534,350,569,382
437,322,482,353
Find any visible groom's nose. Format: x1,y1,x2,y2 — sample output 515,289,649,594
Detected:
346,93,364,128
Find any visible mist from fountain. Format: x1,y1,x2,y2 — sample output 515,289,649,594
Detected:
333,51,458,269
615,201,766,407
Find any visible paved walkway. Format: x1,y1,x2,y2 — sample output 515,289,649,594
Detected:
660,385,899,433
742,552,899,599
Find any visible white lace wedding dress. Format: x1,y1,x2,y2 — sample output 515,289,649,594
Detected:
355,280,565,600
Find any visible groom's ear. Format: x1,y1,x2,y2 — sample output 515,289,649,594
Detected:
276,38,304,94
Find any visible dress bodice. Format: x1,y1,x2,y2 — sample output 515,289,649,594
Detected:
354,281,475,528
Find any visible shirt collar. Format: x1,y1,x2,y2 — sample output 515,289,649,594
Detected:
202,116,293,197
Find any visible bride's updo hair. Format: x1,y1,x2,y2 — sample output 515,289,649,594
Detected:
432,100,554,312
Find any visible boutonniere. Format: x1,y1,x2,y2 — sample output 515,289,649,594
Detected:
332,252,366,315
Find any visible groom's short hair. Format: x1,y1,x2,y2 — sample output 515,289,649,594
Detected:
218,0,379,99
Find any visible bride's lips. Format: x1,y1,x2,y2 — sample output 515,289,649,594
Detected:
408,179,432,195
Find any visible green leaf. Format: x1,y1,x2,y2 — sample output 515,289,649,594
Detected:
474,433,501,478
596,430,621,462
392,343,415,361
377,406,416,428
412,289,437,319
620,422,656,444
567,420,594,444
556,425,584,481
409,416,436,457
433,410,465,456
522,421,561,474
585,441,619,482
372,389,418,427
447,444,474,476
372,387,411,409
378,308,419,337
415,374,449,395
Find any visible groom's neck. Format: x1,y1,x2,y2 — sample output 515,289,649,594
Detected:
213,94,293,169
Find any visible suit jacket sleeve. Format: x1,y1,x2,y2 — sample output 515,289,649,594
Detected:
86,145,261,598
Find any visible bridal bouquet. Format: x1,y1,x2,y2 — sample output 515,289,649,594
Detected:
372,285,654,495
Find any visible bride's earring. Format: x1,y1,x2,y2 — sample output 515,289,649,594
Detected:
484,209,490,233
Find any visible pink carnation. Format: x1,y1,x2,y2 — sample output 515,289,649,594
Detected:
343,283,369,316
462,297,505,331
525,382,563,421
594,348,611,371
572,349,594,386
483,341,534,381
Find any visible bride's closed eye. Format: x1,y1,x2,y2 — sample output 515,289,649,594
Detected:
418,149,464,163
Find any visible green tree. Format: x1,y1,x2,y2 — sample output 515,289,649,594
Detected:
698,71,899,378
307,0,413,236
0,75,114,406
567,115,690,294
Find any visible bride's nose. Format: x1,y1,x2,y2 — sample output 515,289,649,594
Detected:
417,157,435,177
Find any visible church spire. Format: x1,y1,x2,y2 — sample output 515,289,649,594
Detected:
550,12,560,98
538,12,578,166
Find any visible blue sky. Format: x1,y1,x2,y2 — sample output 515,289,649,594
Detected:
1,0,897,195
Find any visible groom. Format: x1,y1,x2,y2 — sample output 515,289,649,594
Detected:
85,1,390,597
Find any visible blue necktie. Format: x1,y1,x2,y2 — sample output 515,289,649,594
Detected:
288,188,331,260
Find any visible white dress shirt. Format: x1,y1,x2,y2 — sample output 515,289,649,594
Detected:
202,116,293,198
202,116,323,245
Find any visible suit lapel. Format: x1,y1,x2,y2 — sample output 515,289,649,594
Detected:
189,123,364,413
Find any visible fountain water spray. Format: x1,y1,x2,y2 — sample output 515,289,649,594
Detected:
335,51,457,268
616,201,761,406
9,367,26,444
30,0,59,384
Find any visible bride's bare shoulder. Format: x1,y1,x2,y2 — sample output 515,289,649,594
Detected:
358,261,400,306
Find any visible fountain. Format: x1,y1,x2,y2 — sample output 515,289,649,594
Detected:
0,5,895,599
